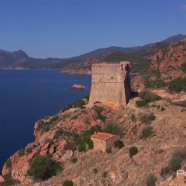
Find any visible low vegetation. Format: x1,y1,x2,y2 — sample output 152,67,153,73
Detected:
75,125,101,152
168,77,186,93
18,149,25,157
36,118,59,133
103,123,124,137
140,126,154,139
146,174,157,186
62,95,89,111
160,148,186,178
139,90,161,103
62,180,74,186
140,113,156,124
129,146,138,158
95,106,106,123
5,159,12,169
27,154,62,181
103,171,108,178
93,168,98,174
0,175,19,186
114,140,124,149
136,90,161,107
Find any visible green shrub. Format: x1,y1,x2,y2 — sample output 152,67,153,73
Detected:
18,149,25,157
95,107,106,123
168,78,186,93
129,146,138,158
136,100,148,107
50,115,59,122
54,128,64,139
103,171,108,178
140,126,154,139
139,90,161,103
93,168,98,174
103,123,124,137
161,166,171,177
71,157,78,164
63,180,74,186
26,148,32,155
140,113,156,124
62,95,89,111
146,174,157,186
27,154,62,181
77,143,86,152
0,175,19,186
169,158,182,172
6,159,12,168
161,158,182,177
114,140,124,149
76,125,101,152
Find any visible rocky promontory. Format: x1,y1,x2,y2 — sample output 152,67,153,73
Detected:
1,92,186,186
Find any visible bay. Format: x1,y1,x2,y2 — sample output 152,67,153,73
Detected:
0,70,91,170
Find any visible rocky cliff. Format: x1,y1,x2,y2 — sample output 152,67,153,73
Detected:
150,39,186,82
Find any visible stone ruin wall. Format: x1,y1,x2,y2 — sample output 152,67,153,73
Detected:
88,61,131,107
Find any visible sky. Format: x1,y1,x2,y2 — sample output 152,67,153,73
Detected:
0,0,186,58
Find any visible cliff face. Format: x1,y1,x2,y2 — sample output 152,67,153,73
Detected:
151,39,186,82
0,103,102,184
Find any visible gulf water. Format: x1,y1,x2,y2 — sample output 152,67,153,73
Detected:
0,70,91,170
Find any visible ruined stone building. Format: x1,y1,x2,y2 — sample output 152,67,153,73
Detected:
88,61,131,107
91,132,119,152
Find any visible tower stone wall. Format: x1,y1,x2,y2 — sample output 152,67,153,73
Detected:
88,61,131,107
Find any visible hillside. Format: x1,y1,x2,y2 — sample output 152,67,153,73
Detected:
0,34,186,72
62,34,186,74
0,93,186,186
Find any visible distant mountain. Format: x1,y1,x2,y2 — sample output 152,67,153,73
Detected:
0,49,29,68
65,34,186,62
0,34,186,71
162,34,186,44
62,42,170,73
0,49,64,69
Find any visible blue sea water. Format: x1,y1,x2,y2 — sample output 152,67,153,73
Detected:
0,70,91,170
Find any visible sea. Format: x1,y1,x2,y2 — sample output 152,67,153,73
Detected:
0,70,91,170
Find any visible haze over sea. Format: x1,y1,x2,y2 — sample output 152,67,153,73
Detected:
0,70,91,170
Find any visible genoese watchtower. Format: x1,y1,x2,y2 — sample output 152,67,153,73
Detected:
88,61,131,107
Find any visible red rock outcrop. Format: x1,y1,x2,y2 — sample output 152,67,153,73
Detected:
151,39,186,82
71,84,86,90
0,104,102,184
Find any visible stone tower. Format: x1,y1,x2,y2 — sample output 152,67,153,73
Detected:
88,61,131,107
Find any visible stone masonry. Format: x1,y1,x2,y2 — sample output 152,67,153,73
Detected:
88,61,131,107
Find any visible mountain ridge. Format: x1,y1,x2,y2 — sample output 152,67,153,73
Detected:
0,34,186,70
